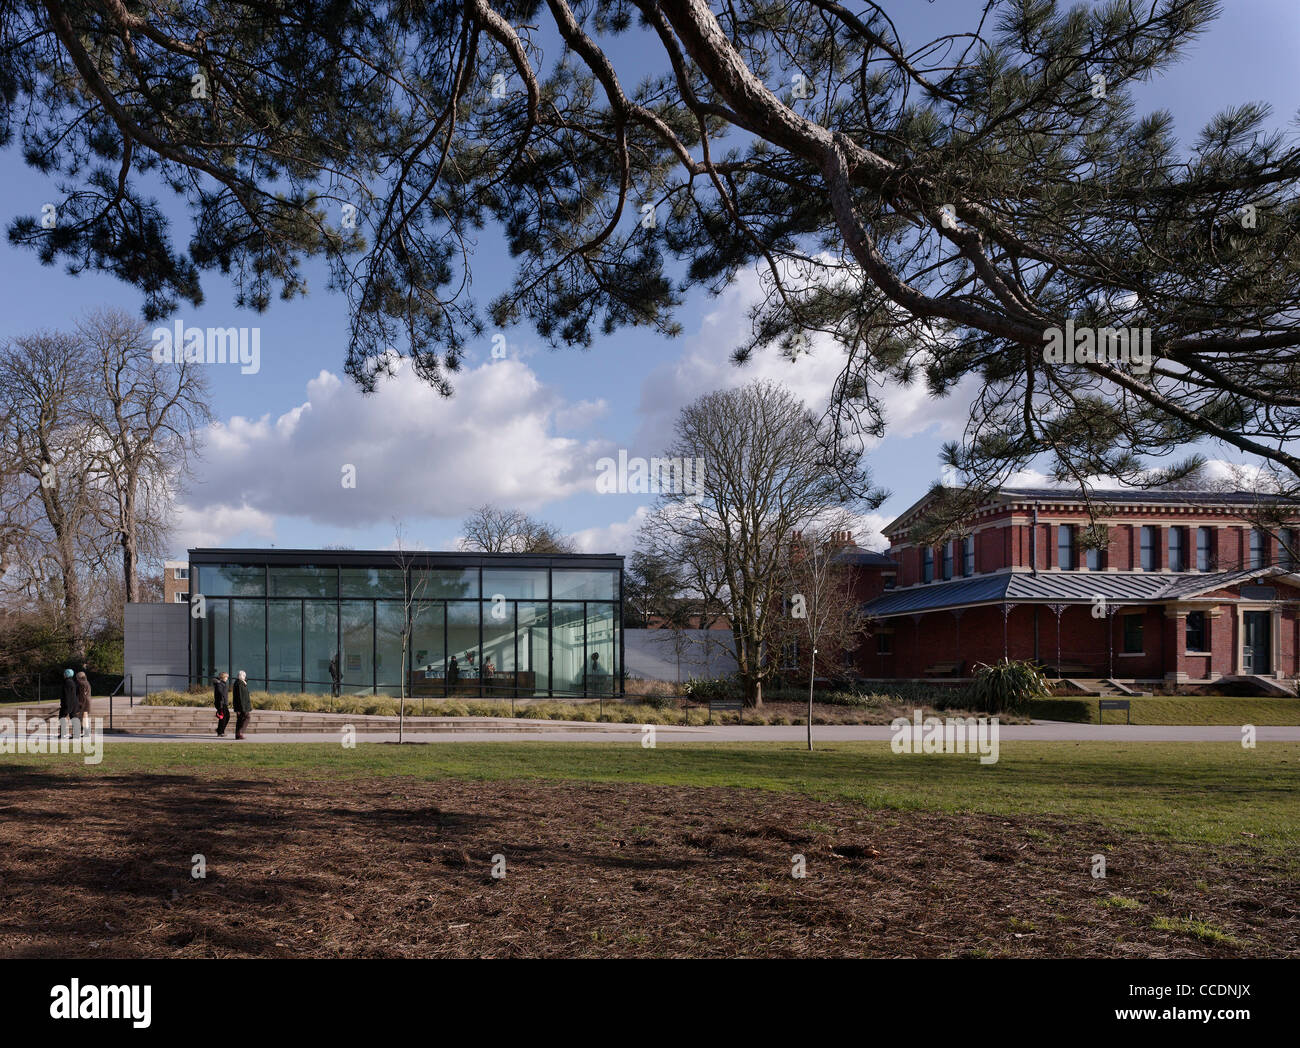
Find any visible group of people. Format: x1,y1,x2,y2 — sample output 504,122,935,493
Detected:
57,669,93,737
212,670,252,739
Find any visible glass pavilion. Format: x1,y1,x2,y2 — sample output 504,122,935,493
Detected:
188,549,623,698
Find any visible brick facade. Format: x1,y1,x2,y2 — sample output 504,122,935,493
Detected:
850,488,1300,684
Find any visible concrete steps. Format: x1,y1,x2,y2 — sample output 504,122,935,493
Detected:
1231,675,1298,697
1059,678,1151,697
100,702,642,736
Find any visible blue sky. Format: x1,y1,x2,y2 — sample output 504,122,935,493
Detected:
2,1,1296,557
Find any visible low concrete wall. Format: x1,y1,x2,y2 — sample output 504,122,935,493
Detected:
123,602,189,696
623,628,737,683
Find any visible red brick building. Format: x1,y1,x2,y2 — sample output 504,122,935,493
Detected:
162,560,190,606
852,487,1300,690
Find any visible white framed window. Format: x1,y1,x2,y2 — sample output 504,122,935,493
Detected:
174,591,189,603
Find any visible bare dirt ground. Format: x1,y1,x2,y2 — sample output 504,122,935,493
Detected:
0,771,1294,958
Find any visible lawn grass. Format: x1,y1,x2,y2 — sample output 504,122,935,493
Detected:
4,740,1296,856
1039,695,1300,725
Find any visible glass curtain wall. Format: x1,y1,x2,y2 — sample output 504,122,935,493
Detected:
268,600,303,692
446,602,480,695
552,602,586,695
518,602,548,694
303,601,338,694
375,601,405,696
190,560,620,697
230,600,267,689
409,604,446,700
341,601,374,693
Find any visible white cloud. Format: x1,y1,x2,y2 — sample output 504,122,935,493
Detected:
634,265,977,454
182,361,615,527
569,506,652,556
172,501,277,550
850,511,892,552
1197,458,1274,489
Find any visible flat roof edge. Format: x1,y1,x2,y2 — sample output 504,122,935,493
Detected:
187,548,623,565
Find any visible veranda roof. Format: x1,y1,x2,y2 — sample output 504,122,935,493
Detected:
863,567,1300,618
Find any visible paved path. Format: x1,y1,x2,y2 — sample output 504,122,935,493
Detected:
86,723,1300,743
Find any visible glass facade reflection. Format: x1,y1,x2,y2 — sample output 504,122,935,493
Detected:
190,551,623,697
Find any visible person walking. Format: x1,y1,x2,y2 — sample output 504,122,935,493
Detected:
73,671,92,737
213,671,231,737
446,655,460,695
59,668,76,738
329,653,341,698
233,669,252,740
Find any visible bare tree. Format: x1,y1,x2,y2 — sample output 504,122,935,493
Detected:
460,504,575,553
774,524,874,750
0,401,30,582
639,380,885,707
81,308,211,603
0,332,108,662
392,522,430,741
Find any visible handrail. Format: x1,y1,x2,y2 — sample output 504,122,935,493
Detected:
106,673,132,731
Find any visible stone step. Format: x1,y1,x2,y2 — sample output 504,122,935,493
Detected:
13,701,649,735
99,707,642,735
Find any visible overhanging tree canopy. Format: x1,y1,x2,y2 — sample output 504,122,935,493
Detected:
3,0,1298,493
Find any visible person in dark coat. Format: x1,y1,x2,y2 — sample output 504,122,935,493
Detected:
446,655,460,695
329,653,341,698
73,671,92,737
59,668,76,738
232,670,252,740
213,672,230,737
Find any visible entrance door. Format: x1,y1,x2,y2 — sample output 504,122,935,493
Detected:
1242,611,1272,674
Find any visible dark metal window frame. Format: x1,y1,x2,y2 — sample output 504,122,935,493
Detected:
1122,612,1144,654
1196,527,1212,571
1140,526,1157,572
189,552,623,699
1250,529,1269,570
1058,525,1075,571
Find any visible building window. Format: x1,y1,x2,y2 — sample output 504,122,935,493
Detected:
942,541,953,581
962,535,974,577
1057,525,1075,571
1281,529,1294,572
1250,529,1269,570
1123,613,1144,654
779,641,798,670
1185,611,1208,653
922,548,933,583
1168,527,1185,572
174,591,189,604
173,566,189,580
189,557,622,698
1140,526,1157,571
1196,527,1211,571
876,632,893,655
1085,543,1101,571
883,573,896,590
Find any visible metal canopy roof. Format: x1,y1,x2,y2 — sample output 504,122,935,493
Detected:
863,568,1300,617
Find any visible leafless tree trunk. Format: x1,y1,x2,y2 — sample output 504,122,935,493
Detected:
774,523,874,750
639,380,884,708
392,522,429,743
0,332,106,663
81,309,210,604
